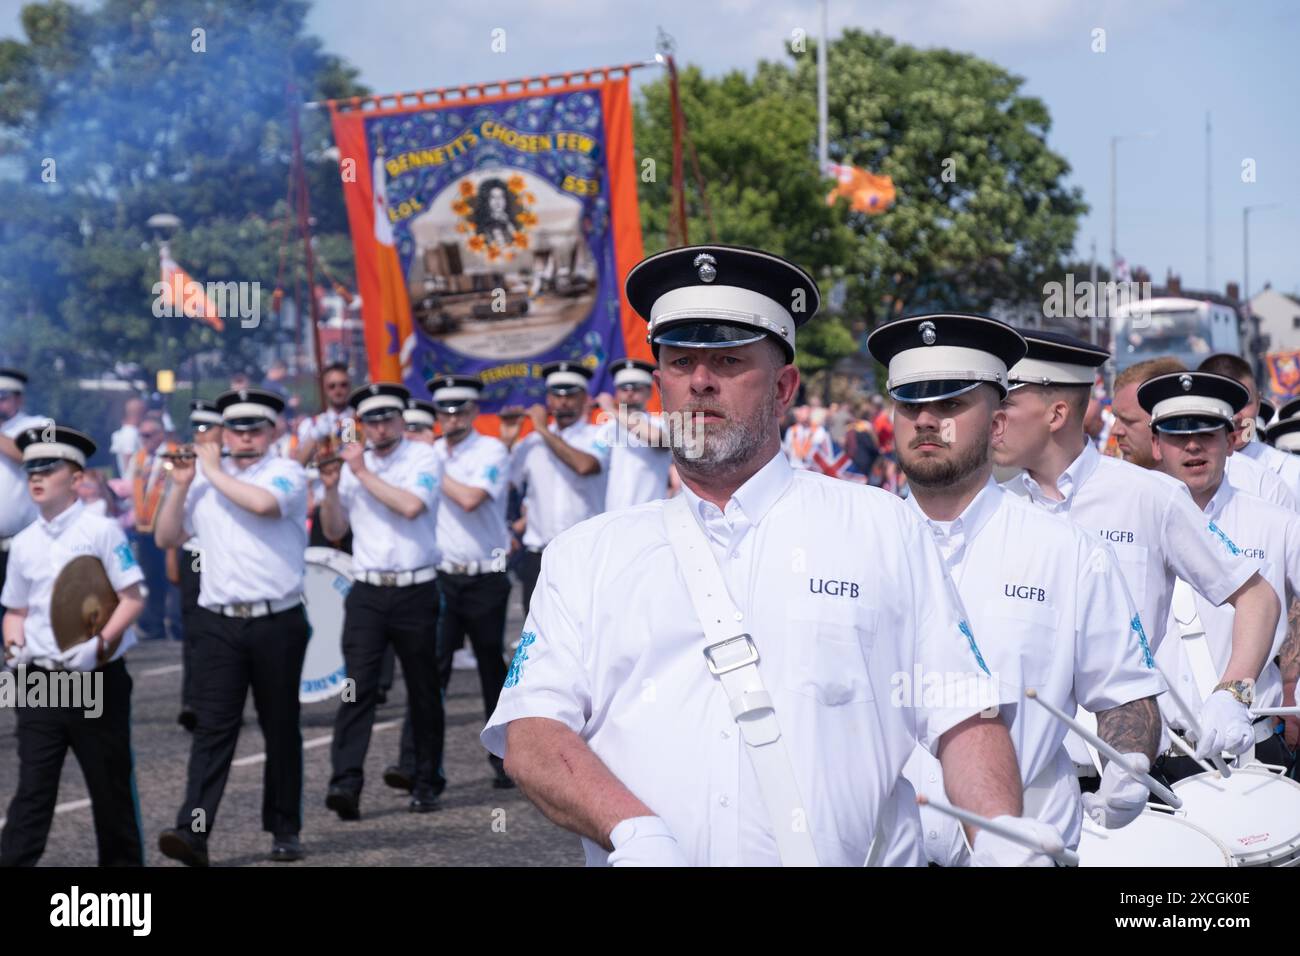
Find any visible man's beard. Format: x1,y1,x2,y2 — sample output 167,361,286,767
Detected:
671,391,776,477
899,430,990,489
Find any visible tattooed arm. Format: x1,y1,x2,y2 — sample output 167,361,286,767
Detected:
1280,598,1300,748
1096,696,1162,764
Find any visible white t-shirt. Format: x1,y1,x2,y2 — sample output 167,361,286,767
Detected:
109,423,139,479
0,412,46,538
434,430,510,565
1,500,144,664
1225,450,1296,510
337,439,441,574
600,412,672,512
483,452,1008,866
1005,442,1258,656
1238,439,1300,507
183,454,308,608
1158,480,1300,718
509,419,610,549
902,479,1165,864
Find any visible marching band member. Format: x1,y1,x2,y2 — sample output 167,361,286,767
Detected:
1,426,145,866
320,383,445,816
403,398,437,444
390,375,513,793
128,413,180,641
173,398,221,732
484,245,1056,867
294,362,354,466
1199,353,1300,502
997,333,1280,763
0,369,45,603
597,358,672,510
1113,359,1296,510
1137,371,1300,776
500,360,610,616
875,317,1165,866
154,387,310,866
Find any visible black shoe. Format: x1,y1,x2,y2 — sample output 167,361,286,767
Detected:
408,791,441,813
158,828,209,868
382,766,414,793
325,786,361,821
269,835,303,862
177,709,197,732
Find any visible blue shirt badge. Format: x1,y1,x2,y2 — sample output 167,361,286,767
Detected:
959,619,990,675
483,464,500,485
416,472,435,492
1207,520,1240,556
271,476,294,496
114,542,138,572
503,631,537,688
1130,613,1155,669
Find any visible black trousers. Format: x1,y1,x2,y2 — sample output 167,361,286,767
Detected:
0,546,9,612
330,580,442,795
0,660,143,866
516,548,543,619
176,605,310,840
178,549,202,711
398,572,510,777
133,531,179,640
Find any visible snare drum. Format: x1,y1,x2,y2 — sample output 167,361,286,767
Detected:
1078,811,1236,867
300,547,352,703
1172,765,1300,867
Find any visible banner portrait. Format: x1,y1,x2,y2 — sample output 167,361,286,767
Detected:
1265,350,1300,402
329,74,648,412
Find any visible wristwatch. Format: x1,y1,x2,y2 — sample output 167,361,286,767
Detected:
1213,678,1255,706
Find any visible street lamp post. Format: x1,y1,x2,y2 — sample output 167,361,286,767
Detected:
1243,202,1281,377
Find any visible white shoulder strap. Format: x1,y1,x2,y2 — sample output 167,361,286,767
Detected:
662,494,820,867
1171,578,1222,702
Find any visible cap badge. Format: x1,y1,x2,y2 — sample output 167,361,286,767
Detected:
1179,374,1193,392
238,389,248,401
693,253,717,284
919,320,937,346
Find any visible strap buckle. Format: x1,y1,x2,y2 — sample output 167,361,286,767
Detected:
379,571,398,587
703,634,758,676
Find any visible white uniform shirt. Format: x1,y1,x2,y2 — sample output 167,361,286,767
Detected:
434,430,510,565
109,422,139,479
337,439,441,574
183,454,308,608
0,412,46,538
1224,450,1296,510
901,479,1165,864
781,423,834,470
1158,480,1298,717
1005,442,1258,655
482,452,1007,866
600,413,672,511
510,419,610,549
1,500,143,665
1239,439,1300,506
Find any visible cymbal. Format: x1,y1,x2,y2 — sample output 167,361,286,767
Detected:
50,555,119,652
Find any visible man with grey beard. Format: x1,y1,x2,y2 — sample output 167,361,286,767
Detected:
480,245,1061,868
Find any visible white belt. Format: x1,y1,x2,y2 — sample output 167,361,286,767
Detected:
203,595,302,618
356,567,437,587
437,559,504,576
663,494,820,867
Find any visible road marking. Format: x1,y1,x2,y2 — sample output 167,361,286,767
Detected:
0,797,89,829
139,664,184,677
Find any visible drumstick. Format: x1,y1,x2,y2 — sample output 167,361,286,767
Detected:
1153,662,1232,778
916,794,1079,866
1026,689,1182,808
1251,706,1300,717
1165,729,1218,774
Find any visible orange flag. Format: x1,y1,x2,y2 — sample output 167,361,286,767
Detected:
159,247,225,331
826,163,896,215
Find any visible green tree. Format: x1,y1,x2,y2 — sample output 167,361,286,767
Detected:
635,31,1087,377
0,0,366,438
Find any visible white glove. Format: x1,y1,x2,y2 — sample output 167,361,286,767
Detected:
1194,689,1254,759
969,816,1064,867
607,816,689,867
1081,754,1151,828
59,636,102,672
4,641,34,670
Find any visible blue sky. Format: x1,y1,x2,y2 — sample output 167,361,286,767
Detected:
4,0,1296,296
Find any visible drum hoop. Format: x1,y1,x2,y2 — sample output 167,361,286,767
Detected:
304,545,355,579
1080,810,1237,867
1171,765,1300,863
